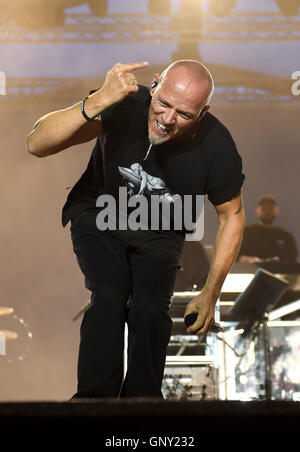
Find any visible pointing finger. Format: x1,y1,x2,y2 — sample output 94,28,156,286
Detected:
116,61,149,73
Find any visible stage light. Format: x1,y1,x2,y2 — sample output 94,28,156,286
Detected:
276,0,300,16
0,0,108,28
88,0,108,16
148,0,171,15
209,0,236,17
7,0,65,28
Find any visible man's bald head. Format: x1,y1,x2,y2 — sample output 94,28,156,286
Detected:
158,60,214,109
148,60,214,145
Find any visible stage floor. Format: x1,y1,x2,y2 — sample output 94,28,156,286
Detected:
0,399,299,433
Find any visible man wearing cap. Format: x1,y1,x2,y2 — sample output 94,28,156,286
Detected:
239,195,298,263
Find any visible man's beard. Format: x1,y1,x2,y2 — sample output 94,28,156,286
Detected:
148,132,165,146
260,217,275,225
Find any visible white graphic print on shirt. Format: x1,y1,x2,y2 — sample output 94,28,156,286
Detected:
118,163,179,203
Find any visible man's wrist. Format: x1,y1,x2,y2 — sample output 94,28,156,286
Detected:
200,285,220,302
82,94,105,120
81,97,100,121
83,89,114,120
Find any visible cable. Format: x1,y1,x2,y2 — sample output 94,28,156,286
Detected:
216,327,258,358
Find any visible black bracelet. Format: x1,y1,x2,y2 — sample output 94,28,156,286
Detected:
81,96,100,121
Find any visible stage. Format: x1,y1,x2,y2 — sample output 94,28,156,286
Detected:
1,3,300,440
0,399,299,433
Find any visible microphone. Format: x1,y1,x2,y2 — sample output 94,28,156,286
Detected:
184,313,223,333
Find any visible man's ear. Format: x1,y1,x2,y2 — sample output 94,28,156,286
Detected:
150,73,160,95
199,104,210,119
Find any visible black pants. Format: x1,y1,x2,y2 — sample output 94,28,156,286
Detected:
70,209,184,398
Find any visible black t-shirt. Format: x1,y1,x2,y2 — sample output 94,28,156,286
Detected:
238,223,298,262
61,85,245,232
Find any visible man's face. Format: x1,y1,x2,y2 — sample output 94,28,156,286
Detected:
148,69,208,145
256,202,279,225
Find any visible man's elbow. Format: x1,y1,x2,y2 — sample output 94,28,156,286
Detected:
26,135,48,158
218,210,245,230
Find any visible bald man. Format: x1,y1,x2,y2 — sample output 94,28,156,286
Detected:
26,60,245,399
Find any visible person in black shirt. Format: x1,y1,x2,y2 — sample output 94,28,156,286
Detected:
239,195,298,263
26,60,245,399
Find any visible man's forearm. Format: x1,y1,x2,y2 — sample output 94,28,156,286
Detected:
184,204,245,335
25,94,105,158
26,61,148,158
202,210,245,300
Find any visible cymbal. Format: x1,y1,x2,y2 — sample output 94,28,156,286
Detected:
0,330,18,340
0,307,14,316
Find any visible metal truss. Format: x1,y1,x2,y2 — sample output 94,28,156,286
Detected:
0,77,298,106
0,12,300,43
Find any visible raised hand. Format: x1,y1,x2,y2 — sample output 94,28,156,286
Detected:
96,61,149,108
